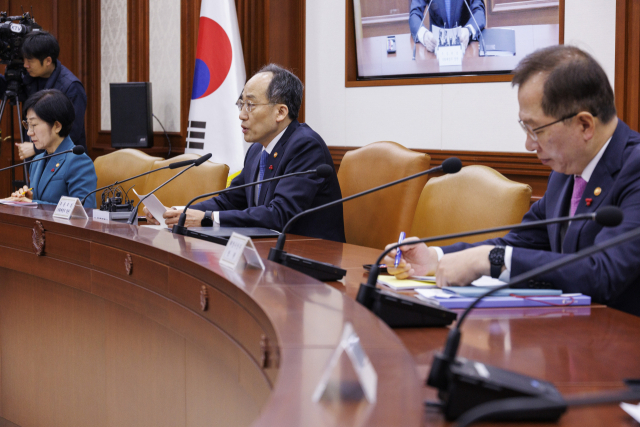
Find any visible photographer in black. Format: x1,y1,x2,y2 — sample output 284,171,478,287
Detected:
12,30,87,160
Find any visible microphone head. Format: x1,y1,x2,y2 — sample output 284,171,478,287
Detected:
442,157,462,174
72,145,85,155
316,164,333,178
595,206,623,227
194,152,213,166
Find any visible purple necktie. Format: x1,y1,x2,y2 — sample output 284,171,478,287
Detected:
570,176,587,216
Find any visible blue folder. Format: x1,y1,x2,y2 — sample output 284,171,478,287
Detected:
443,287,562,297
435,294,591,309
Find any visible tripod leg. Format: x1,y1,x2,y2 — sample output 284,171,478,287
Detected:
15,101,29,188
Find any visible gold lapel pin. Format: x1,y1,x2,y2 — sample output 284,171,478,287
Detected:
273,152,278,158
56,163,60,168
594,187,602,196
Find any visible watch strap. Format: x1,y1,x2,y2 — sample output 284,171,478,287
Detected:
201,210,213,227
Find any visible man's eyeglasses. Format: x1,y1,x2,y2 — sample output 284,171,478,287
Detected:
21,120,41,131
236,99,273,113
518,112,579,141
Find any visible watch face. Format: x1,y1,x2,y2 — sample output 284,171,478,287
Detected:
489,247,505,265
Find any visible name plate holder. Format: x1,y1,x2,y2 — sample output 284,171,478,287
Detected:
92,209,110,222
312,322,378,403
219,232,265,271
53,197,88,220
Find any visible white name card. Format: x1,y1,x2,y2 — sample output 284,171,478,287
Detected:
92,209,111,222
53,197,88,220
437,45,463,66
312,322,378,403
219,232,265,271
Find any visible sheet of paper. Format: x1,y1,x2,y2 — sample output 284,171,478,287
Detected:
0,199,38,207
377,275,437,291
621,402,640,422
470,276,508,287
133,189,168,228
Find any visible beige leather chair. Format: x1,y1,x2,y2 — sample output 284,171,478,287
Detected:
141,154,229,212
409,165,532,246
337,141,431,250
94,149,163,209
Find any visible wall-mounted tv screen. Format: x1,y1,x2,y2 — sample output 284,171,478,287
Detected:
353,0,560,79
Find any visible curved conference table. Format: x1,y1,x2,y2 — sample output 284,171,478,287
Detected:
0,205,639,427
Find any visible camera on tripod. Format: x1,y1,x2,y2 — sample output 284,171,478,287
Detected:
0,11,41,99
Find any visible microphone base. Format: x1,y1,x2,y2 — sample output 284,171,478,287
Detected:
432,357,566,421
356,283,457,328
172,224,188,236
269,248,346,282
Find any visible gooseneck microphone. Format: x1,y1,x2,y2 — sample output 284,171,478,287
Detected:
0,145,85,173
126,153,212,224
267,157,463,282
355,206,624,329
81,157,200,205
171,164,334,236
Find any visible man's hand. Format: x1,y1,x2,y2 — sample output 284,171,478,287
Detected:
162,207,205,227
142,206,161,225
384,237,439,279
435,245,493,288
10,185,33,199
15,142,36,160
460,27,471,51
422,29,437,52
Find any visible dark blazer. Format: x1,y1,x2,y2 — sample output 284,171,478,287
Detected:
23,60,87,149
442,120,640,316
29,136,97,208
192,120,345,242
409,0,486,40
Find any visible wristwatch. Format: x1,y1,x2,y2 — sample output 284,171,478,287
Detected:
489,246,505,279
201,210,213,227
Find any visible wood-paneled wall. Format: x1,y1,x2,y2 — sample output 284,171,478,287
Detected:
615,0,640,131
0,0,89,197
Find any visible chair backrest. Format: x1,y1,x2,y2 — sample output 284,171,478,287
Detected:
141,154,229,212
94,149,163,209
337,141,431,249
409,165,532,246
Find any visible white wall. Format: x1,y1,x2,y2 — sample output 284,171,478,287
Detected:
305,0,617,153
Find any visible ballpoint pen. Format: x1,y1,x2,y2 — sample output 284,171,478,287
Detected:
19,187,33,197
394,231,405,268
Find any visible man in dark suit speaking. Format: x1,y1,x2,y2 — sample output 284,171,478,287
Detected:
409,0,486,52
387,46,640,316
147,64,345,242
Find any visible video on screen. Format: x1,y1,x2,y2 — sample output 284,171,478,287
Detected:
353,0,560,79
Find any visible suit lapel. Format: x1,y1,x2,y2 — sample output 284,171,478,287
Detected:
257,121,299,206
37,153,67,199
34,137,72,200
562,123,627,253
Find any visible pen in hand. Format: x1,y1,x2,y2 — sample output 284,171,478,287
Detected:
20,187,33,197
394,231,406,268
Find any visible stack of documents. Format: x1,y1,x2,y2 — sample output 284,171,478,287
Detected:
415,286,590,309
0,199,38,207
376,275,436,291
